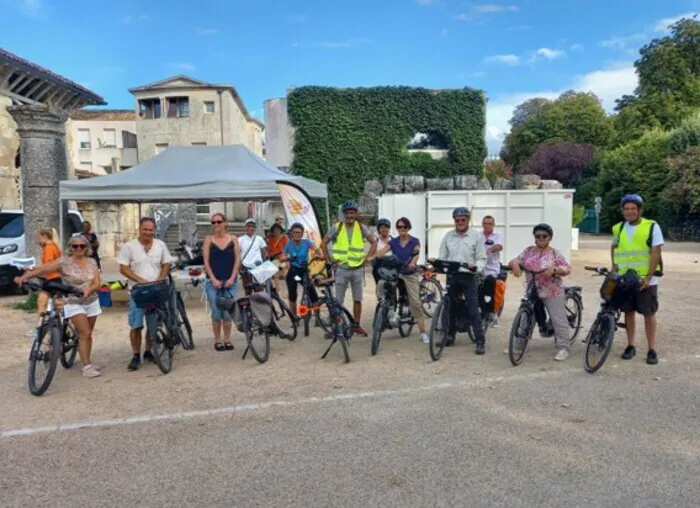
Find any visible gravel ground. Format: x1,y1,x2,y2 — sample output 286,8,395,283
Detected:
2,235,700,507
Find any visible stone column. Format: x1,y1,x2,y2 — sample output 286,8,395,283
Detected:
178,202,198,244
8,105,69,259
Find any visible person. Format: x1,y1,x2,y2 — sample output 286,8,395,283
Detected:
322,200,377,336
16,235,102,378
266,223,289,293
509,223,572,361
436,207,488,354
238,218,268,295
372,218,393,284
611,194,664,365
275,214,286,230
202,213,241,351
25,228,63,338
117,217,174,371
82,220,101,270
280,223,324,316
374,217,429,343
478,216,504,326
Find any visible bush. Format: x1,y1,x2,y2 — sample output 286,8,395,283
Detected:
522,141,596,187
572,204,585,228
483,159,512,185
669,110,700,154
13,291,38,312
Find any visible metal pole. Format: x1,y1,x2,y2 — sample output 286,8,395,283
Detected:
59,200,64,250
138,203,142,219
324,197,331,234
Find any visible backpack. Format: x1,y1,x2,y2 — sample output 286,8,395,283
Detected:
613,221,664,277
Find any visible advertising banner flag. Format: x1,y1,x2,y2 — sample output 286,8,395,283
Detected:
277,182,325,271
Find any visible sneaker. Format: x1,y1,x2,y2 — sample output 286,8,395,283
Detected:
445,336,455,347
475,343,485,355
503,348,509,354
421,333,429,344
554,349,570,361
143,350,157,364
621,345,636,360
127,355,141,371
354,326,368,337
25,328,38,338
491,318,500,328
646,349,659,365
82,365,101,378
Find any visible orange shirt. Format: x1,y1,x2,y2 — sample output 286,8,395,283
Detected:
41,243,62,280
267,234,288,259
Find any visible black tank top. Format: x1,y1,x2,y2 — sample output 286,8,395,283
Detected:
209,238,235,281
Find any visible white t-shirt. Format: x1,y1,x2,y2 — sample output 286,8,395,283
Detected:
480,231,504,277
611,222,664,286
117,239,173,283
377,236,393,257
239,234,267,268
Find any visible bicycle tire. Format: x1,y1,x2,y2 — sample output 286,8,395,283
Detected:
508,307,534,366
420,277,443,317
565,293,583,344
334,306,351,363
429,300,450,361
243,309,270,364
371,302,387,356
274,293,299,341
584,313,616,374
316,304,332,332
28,323,61,396
397,300,414,338
60,321,79,369
147,312,173,374
302,292,311,337
176,293,195,350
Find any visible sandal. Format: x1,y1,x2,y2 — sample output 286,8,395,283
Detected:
223,342,234,350
214,343,226,351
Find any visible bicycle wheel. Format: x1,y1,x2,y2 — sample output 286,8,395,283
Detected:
397,300,414,338
584,313,617,374
333,306,351,363
176,293,194,350
60,321,79,369
147,312,173,374
371,302,388,356
28,323,61,396
274,293,299,341
565,293,583,344
243,309,270,364
508,307,534,366
428,300,450,361
420,277,443,317
301,291,312,337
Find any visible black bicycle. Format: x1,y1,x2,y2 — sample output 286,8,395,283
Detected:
419,265,444,318
506,265,582,366
287,257,331,337
242,262,299,341
371,256,415,356
313,265,355,363
132,272,194,374
426,259,478,361
23,278,81,396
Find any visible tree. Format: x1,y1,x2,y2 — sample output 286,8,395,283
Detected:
509,98,551,129
522,141,596,186
483,158,512,185
663,147,700,214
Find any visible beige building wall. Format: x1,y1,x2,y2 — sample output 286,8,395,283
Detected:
66,117,138,176
0,95,21,209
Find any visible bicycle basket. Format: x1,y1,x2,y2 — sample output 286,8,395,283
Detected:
131,280,171,309
376,255,403,282
233,292,274,332
600,270,638,310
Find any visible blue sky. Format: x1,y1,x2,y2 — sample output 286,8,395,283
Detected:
2,0,699,153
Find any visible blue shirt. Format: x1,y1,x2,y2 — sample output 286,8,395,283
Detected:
389,235,420,274
284,239,314,268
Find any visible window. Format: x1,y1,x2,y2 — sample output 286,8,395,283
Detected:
204,101,215,113
192,142,207,146
138,98,162,119
81,161,93,172
166,97,190,118
155,143,169,155
78,129,91,149
122,131,138,149
0,213,23,239
103,129,117,147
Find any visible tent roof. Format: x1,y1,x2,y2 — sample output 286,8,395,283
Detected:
59,145,327,202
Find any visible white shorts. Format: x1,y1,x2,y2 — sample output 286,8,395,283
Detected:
63,299,102,319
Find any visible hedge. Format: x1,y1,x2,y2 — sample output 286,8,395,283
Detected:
287,86,487,211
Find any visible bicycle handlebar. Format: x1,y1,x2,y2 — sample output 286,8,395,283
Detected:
23,278,83,297
585,266,610,276
425,259,477,274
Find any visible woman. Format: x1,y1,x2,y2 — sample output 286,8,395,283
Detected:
372,218,393,284
374,217,429,344
280,223,324,316
266,223,289,292
16,235,102,378
202,213,241,351
82,220,101,270
509,223,572,361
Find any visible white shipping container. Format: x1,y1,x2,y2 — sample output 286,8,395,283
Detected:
377,189,575,265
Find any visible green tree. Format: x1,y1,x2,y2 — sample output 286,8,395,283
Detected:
663,147,700,214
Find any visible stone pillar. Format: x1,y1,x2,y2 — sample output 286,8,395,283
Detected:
8,105,69,259
178,202,198,244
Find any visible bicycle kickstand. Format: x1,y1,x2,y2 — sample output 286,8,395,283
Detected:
242,345,250,360
321,338,337,360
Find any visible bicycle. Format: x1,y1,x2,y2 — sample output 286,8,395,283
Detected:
313,265,356,363
242,262,298,341
132,270,194,375
371,256,416,356
506,265,582,366
286,256,331,337
23,278,81,396
425,259,478,361
419,265,444,318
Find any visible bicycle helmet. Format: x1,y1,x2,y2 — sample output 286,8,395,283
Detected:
620,194,644,208
452,207,470,218
341,200,359,212
533,223,554,238
377,218,391,229
289,222,304,232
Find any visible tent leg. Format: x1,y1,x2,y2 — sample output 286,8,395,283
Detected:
325,198,331,233
59,200,64,249
138,203,142,218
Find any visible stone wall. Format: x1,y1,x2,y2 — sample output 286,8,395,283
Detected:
0,96,20,208
79,202,140,258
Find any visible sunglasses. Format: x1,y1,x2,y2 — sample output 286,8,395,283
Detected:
211,220,224,225
534,234,549,240
71,244,87,250
396,225,408,230
454,218,468,224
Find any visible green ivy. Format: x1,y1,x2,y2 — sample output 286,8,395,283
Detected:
287,86,487,211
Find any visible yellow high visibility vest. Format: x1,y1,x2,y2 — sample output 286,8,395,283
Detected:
613,218,660,277
332,222,365,268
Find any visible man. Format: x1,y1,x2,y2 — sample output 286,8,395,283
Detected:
82,220,101,270
118,217,174,371
478,216,504,326
239,218,268,295
437,207,488,354
322,200,377,336
611,194,664,365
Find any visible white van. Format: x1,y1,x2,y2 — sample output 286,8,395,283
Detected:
0,208,83,291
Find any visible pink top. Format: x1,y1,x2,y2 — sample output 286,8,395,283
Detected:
515,246,571,299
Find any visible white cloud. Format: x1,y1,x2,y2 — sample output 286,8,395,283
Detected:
654,12,698,32
599,33,648,53
455,4,518,21
484,54,521,66
19,0,45,18
196,27,219,35
570,43,584,52
485,63,638,153
508,25,532,31
534,47,565,61
312,38,372,49
165,62,196,72
123,14,148,24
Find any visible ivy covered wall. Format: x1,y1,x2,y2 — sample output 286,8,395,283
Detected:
287,86,487,210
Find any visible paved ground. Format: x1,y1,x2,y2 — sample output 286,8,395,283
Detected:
2,235,700,507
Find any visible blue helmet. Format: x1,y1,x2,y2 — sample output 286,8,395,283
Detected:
377,218,391,229
341,200,359,212
290,222,304,232
620,194,644,208
452,207,470,219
